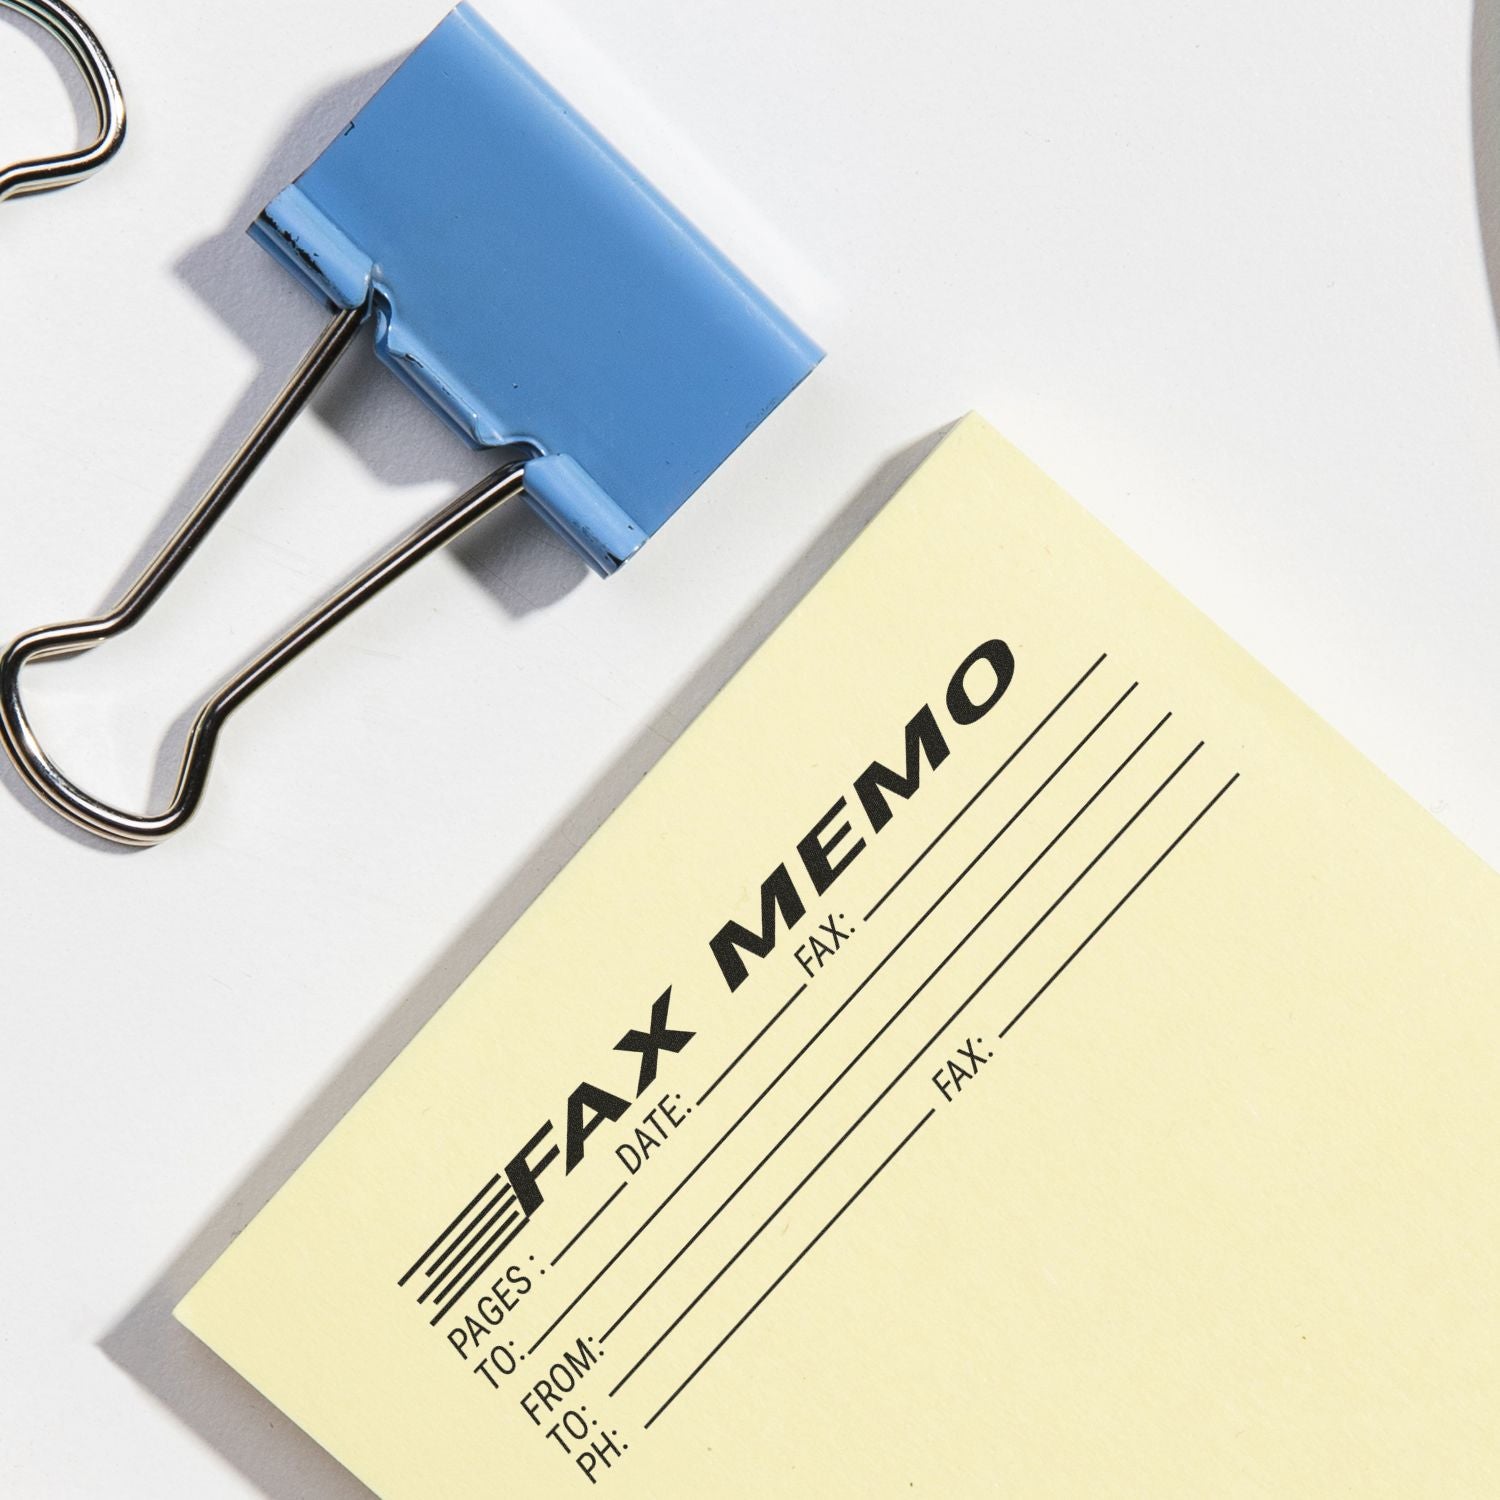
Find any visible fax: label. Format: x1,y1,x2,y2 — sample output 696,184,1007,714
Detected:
931,1037,992,1103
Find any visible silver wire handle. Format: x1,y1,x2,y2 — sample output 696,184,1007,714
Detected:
0,0,126,201
0,306,529,844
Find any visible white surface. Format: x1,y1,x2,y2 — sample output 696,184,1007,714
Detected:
1,1,1497,1494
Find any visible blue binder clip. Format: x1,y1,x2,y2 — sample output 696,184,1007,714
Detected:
0,5,821,845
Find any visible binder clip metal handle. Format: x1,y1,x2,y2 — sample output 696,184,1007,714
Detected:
0,0,126,201
0,6,820,845
1,307,527,845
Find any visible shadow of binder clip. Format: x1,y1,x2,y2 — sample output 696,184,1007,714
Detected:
0,4,822,846
0,0,126,201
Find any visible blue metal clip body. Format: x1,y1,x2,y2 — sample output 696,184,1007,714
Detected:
253,4,823,574
0,4,823,846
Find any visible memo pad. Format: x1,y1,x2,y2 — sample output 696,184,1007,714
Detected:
178,416,1500,1496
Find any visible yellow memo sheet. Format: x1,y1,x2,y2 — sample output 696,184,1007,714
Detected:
179,415,1500,1497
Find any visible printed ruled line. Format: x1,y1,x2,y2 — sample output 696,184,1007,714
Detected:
398,1174,500,1287
641,1111,935,1430
420,1184,519,1292
698,985,807,1107
865,652,1106,922
601,720,1184,1344
429,1218,531,1327
419,1186,521,1303
524,682,1135,1359
609,1092,933,1395
551,1183,629,1268
641,773,1238,1428
425,1203,525,1309
992,774,1239,1046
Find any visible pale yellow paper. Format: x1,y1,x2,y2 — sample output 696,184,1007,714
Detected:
179,416,1500,1497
